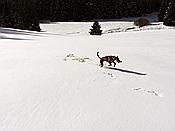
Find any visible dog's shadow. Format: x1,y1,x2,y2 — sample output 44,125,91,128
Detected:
105,67,147,76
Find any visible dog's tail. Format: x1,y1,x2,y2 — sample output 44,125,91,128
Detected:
97,52,101,59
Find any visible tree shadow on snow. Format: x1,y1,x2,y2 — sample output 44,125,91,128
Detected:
105,67,147,76
0,28,52,40
0,27,64,37
0,28,41,36
0,35,31,40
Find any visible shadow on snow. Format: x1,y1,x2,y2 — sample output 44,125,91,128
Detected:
0,28,41,36
0,35,31,40
105,66,147,76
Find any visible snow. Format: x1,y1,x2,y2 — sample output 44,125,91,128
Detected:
0,19,175,131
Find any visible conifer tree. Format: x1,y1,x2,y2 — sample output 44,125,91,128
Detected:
163,0,175,26
89,21,102,35
50,0,61,21
158,0,170,21
102,0,118,18
50,0,73,21
15,0,41,31
0,0,41,31
144,0,161,13
115,0,125,18
123,0,144,17
130,0,144,16
36,0,51,20
1,0,162,24
0,0,15,27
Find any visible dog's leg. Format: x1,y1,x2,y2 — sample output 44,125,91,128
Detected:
113,62,116,67
100,59,104,67
108,62,112,66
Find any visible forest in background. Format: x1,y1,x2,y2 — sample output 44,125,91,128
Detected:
1,0,174,31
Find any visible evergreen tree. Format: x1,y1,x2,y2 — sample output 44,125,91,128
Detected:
158,0,170,21
83,0,100,20
86,0,102,19
122,0,144,17
115,0,125,18
69,0,84,21
143,0,161,13
1,0,162,24
0,0,41,31
36,0,51,20
0,0,15,27
50,0,73,21
15,0,41,31
163,0,175,26
89,21,102,35
101,0,118,18
50,0,61,21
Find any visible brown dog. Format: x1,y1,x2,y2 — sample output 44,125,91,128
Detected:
97,52,122,67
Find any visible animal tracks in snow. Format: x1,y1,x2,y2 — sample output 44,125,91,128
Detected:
64,53,90,63
103,72,115,78
133,88,163,97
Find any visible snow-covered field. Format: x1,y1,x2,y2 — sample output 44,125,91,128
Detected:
0,18,175,131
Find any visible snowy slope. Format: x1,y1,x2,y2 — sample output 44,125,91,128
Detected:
0,21,175,131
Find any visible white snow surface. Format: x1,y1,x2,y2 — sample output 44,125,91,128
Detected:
0,19,175,131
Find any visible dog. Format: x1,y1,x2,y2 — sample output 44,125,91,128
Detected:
97,52,122,67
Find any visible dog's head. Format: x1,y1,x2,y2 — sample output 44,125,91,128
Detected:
115,56,122,63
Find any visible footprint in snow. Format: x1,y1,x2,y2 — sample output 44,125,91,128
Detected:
103,72,114,78
133,88,163,97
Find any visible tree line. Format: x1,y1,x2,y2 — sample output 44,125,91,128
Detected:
0,0,41,31
158,0,175,26
1,0,174,31
38,0,161,21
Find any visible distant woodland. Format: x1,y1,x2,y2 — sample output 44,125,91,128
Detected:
1,0,174,31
